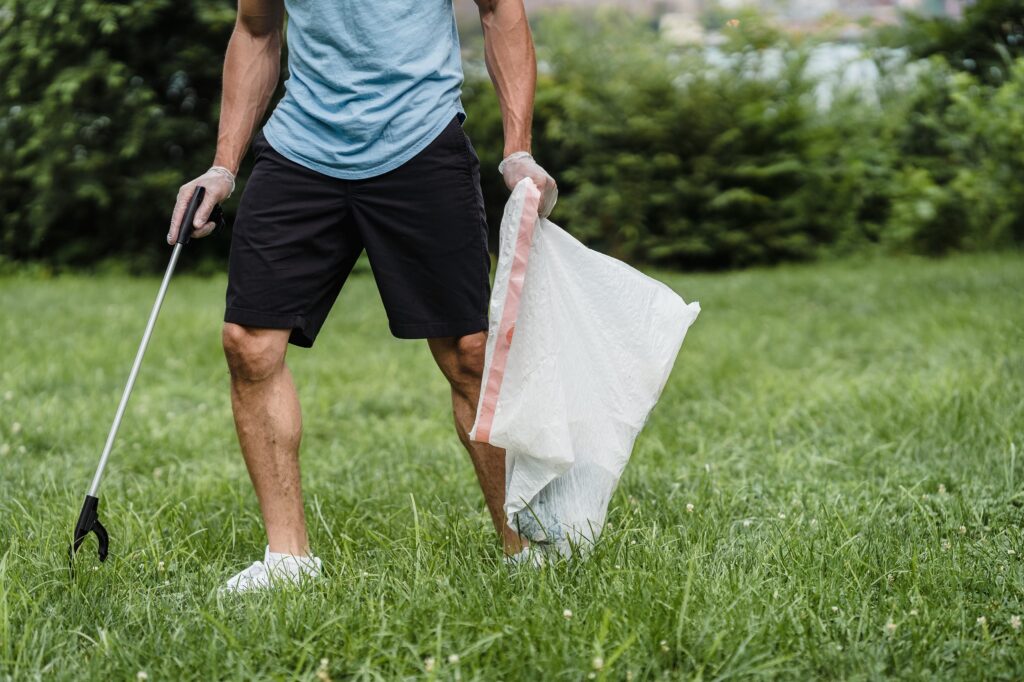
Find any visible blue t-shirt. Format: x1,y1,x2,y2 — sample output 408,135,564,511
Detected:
262,0,465,180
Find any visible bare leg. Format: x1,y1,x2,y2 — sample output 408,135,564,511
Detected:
428,332,526,555
222,323,309,556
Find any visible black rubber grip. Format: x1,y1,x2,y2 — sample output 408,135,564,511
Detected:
176,187,225,245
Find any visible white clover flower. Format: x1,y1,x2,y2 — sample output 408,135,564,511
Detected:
941,539,951,551
977,616,987,626
831,606,839,613
563,609,573,619
157,561,165,572
778,512,786,519
1011,616,1022,631
1009,549,1017,556
3,390,13,401
317,658,331,682
447,654,460,665
909,609,918,616
136,673,148,681
885,620,897,636
686,503,694,513
424,657,435,672
660,639,669,653
743,519,752,527
937,484,946,495
592,656,604,670
11,422,21,434
959,525,967,535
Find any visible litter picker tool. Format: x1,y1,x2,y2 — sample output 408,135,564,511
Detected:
68,188,224,571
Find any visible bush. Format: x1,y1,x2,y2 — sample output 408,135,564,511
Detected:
1,4,1021,271
465,12,835,269
462,12,1023,268
883,0,1024,85
0,0,236,269
844,56,1024,254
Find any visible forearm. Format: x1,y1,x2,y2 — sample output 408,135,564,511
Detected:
213,8,283,174
478,0,535,157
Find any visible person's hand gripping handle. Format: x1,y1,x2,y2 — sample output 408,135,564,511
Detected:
173,187,225,245
168,166,234,244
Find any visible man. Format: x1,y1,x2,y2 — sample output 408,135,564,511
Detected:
167,0,557,592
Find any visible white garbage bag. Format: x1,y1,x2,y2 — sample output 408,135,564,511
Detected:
470,178,700,557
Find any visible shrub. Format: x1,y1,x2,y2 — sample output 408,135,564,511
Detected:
0,0,236,269
1,4,1020,270
884,0,1024,85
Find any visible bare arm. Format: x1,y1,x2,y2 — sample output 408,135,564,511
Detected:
168,0,284,242
475,0,557,215
476,0,535,157
214,0,285,174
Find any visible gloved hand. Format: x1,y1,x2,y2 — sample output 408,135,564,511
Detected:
167,166,235,244
499,152,558,218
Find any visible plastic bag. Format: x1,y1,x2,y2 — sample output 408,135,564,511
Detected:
470,178,700,556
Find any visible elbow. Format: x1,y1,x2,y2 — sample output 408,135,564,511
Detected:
475,0,498,14
237,11,282,42
477,0,529,31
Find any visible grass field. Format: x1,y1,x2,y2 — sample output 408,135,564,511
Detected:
1,253,1023,680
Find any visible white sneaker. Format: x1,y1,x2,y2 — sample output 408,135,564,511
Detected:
220,546,323,594
504,546,546,569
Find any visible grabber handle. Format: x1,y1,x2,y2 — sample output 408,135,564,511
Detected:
177,186,225,245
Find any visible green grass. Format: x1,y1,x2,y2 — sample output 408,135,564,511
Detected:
1,252,1023,680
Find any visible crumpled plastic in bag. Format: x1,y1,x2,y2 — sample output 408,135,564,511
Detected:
470,178,700,557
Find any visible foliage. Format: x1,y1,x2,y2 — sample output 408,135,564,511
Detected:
466,12,828,269
882,0,1024,85
0,0,236,268
466,12,1020,268
826,56,1024,255
1,4,1022,270
2,254,1024,678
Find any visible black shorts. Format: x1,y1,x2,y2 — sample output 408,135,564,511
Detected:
225,115,491,347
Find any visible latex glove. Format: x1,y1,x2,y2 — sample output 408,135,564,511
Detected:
167,166,235,244
499,152,558,218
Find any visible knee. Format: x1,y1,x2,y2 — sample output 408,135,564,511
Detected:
222,323,286,382
450,332,487,388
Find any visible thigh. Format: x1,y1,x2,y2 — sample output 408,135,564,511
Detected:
227,132,363,348
349,116,491,339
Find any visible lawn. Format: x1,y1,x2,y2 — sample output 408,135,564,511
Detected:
1,252,1023,680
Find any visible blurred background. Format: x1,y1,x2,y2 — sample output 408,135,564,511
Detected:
0,0,1021,273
